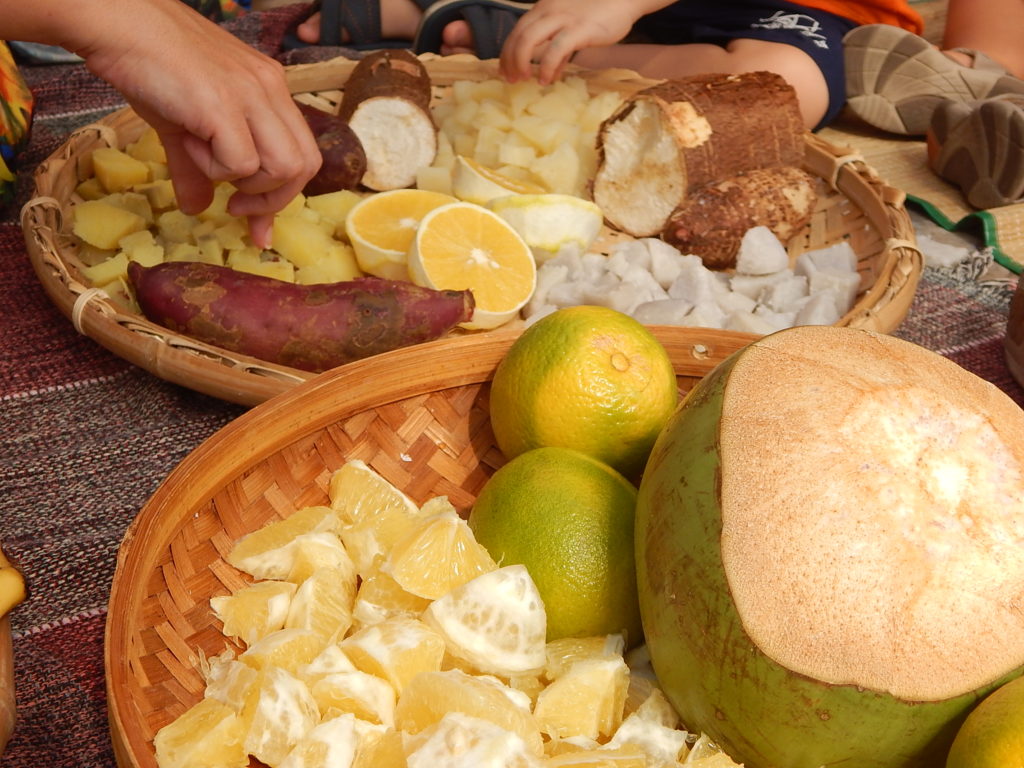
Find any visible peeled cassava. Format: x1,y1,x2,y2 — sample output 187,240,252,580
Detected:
635,325,1024,768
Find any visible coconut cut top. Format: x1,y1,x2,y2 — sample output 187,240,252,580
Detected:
719,326,1024,702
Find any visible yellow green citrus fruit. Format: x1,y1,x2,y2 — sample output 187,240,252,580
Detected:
946,675,1024,768
467,446,642,647
488,305,678,479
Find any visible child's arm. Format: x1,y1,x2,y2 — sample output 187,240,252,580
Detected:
0,0,321,248
499,0,675,84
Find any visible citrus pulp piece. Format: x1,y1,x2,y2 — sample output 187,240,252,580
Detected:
468,446,642,646
284,532,356,585
544,746,647,767
340,616,445,695
345,189,456,280
946,674,1024,768
285,565,357,642
385,501,497,599
204,657,259,713
544,635,626,681
153,697,247,768
278,712,359,768
606,712,690,765
241,666,320,768
210,580,297,647
421,564,547,676
226,505,342,580
407,201,536,330
351,566,432,627
682,733,742,766
239,627,325,674
487,193,604,263
532,656,630,740
404,711,540,768
487,305,678,479
450,155,545,206
310,669,397,726
394,668,544,756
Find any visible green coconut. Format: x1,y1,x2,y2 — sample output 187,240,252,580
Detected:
635,325,1024,768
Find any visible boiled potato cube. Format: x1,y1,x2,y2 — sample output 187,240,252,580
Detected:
73,200,147,250
119,229,165,267
227,247,295,282
197,182,236,225
272,215,337,268
305,189,363,236
196,235,226,265
433,133,456,171
476,100,512,130
214,219,248,250
76,243,118,267
507,80,544,117
580,90,624,131
81,251,129,286
157,209,199,244
451,79,477,104
166,242,203,262
134,179,176,211
415,165,453,196
92,147,150,193
526,91,581,124
105,191,154,224
511,115,564,155
146,161,170,181
295,243,362,284
100,276,141,314
126,127,167,164
474,125,507,168
279,193,306,218
75,177,107,201
532,141,581,195
498,139,537,169
471,79,508,103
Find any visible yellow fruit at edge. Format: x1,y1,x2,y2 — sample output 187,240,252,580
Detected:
153,697,247,768
946,674,1024,768
450,155,545,206
385,500,497,599
345,189,456,281
422,564,547,677
395,668,544,756
407,201,536,331
488,305,678,480
468,446,642,646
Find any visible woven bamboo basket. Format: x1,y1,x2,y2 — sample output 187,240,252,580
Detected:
22,54,922,407
105,323,755,767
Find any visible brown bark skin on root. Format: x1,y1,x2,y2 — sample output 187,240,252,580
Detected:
128,261,474,372
296,102,368,195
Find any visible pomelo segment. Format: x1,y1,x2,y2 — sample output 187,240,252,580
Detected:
635,325,1024,768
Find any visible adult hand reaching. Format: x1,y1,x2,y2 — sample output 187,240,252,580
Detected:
2,0,322,247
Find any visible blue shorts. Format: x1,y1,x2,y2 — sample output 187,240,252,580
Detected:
633,0,858,129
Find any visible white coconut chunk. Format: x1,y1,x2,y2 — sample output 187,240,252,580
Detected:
753,304,798,331
715,289,757,316
579,252,610,281
735,225,790,275
526,263,570,316
726,311,782,335
808,270,861,315
758,274,809,313
667,260,720,305
547,280,588,308
794,240,858,277
581,273,624,306
607,281,651,315
730,269,794,300
794,290,842,325
682,301,727,329
547,250,585,278
524,304,558,325
621,264,669,300
632,298,694,325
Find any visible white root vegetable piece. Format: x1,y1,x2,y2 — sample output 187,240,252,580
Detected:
662,165,818,270
338,50,438,191
592,71,806,237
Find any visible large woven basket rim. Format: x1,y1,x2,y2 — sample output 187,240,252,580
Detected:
21,54,922,408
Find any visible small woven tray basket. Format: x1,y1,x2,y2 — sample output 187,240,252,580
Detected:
105,325,756,767
21,54,923,407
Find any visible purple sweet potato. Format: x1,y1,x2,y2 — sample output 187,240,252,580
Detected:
128,261,474,372
298,102,368,195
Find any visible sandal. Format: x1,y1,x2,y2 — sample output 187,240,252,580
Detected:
412,0,534,60
844,24,1024,136
282,0,435,51
927,94,1024,209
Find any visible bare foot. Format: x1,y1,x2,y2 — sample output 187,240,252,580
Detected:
440,19,476,54
295,0,424,44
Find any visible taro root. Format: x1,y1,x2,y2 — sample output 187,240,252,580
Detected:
592,71,805,237
297,102,368,195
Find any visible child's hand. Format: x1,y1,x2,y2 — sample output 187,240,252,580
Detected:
73,0,322,247
498,0,640,83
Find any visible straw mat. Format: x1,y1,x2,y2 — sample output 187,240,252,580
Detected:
820,117,1024,275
